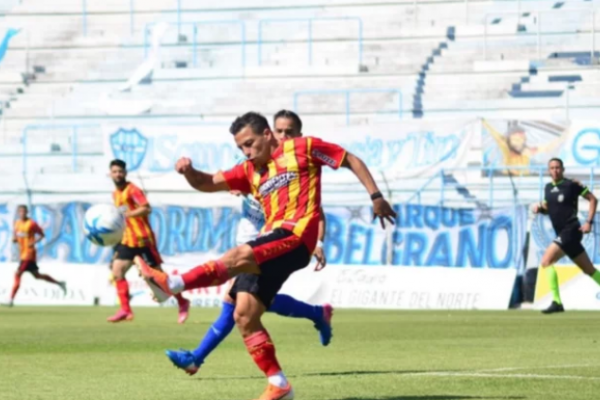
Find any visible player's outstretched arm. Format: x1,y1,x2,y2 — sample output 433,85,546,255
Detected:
341,153,397,228
175,157,229,193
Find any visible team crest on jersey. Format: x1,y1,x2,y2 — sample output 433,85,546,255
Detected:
110,128,148,172
275,155,287,169
558,194,564,202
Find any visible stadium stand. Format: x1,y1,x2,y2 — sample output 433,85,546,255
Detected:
0,0,598,207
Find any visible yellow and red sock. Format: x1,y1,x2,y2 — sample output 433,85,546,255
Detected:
115,279,132,313
174,293,187,307
244,330,282,377
182,260,229,290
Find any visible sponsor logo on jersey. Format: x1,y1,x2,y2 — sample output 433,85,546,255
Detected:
312,149,337,167
258,172,298,197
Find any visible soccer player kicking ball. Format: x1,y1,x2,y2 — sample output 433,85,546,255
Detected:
8,205,66,306
165,110,333,376
532,158,599,314
136,112,396,400
107,159,190,323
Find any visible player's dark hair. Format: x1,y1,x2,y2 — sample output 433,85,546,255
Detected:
17,204,27,211
110,159,126,170
230,112,270,136
548,157,564,168
273,109,302,132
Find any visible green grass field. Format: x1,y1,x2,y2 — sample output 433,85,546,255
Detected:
1,307,599,400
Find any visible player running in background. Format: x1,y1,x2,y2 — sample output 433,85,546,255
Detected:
137,112,396,400
532,158,599,314
165,110,332,376
8,205,66,306
107,159,190,323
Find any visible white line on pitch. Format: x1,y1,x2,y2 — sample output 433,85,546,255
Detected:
475,363,599,373
405,372,600,381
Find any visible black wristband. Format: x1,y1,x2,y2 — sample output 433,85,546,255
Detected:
370,191,383,201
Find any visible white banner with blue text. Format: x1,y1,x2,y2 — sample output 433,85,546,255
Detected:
0,202,527,270
102,120,477,180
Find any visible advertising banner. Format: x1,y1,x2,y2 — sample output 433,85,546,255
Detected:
0,261,516,310
527,213,600,267
482,119,600,176
103,119,477,180
0,263,101,306
325,204,527,269
280,265,517,310
0,202,527,270
534,265,600,310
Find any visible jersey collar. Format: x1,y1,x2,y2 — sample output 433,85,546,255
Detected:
115,181,130,192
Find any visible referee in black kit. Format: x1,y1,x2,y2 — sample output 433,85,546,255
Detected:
532,158,599,314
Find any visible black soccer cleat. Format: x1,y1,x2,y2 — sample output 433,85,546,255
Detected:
542,301,565,314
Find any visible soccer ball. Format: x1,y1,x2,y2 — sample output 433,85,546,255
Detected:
83,204,124,247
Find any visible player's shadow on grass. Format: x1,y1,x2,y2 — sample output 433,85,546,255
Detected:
197,370,438,381
335,396,525,400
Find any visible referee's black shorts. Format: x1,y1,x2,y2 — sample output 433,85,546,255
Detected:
229,228,311,308
553,225,585,260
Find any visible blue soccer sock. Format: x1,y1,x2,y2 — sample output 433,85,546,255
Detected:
192,301,236,365
268,294,323,322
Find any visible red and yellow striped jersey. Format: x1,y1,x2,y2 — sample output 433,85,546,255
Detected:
112,182,156,248
14,219,42,261
223,136,346,252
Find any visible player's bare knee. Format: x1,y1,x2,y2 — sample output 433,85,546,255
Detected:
111,260,129,279
233,308,252,330
111,269,124,280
